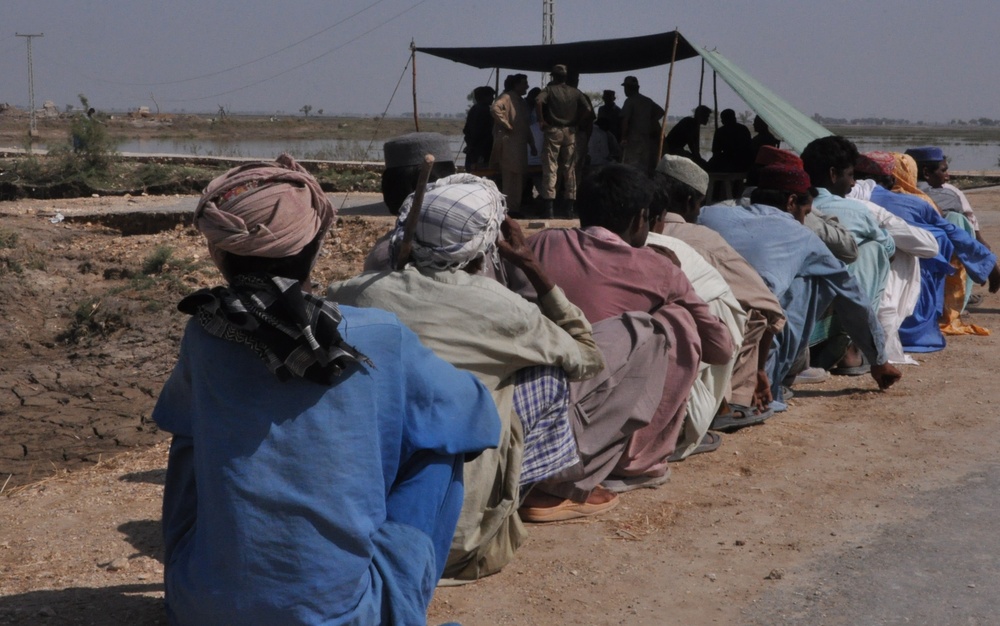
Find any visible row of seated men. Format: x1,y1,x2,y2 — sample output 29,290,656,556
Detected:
150,133,998,624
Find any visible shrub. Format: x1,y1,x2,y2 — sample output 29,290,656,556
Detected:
141,245,173,275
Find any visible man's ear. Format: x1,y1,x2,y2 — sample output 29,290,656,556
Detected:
685,193,702,216
632,208,649,233
827,166,838,186
785,193,798,214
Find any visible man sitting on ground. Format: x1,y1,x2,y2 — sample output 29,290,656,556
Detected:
653,155,787,432
644,160,744,455
863,153,999,351
849,152,942,364
801,136,895,373
518,164,733,493
698,158,902,404
907,146,993,250
330,174,605,579
153,155,499,624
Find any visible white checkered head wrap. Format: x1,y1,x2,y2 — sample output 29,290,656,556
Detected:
390,173,507,270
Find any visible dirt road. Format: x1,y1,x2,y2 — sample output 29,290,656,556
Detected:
1,191,999,625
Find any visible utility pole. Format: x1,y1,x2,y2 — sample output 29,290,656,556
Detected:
16,33,43,138
541,0,554,86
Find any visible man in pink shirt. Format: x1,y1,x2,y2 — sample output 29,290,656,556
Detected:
521,164,734,496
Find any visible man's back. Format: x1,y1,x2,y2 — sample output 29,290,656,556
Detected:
527,227,680,323
154,307,497,625
539,82,592,128
665,116,700,154
622,93,663,141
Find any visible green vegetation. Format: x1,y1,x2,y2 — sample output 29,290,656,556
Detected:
141,245,174,275
0,229,19,249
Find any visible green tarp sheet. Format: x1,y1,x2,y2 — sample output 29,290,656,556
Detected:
695,48,831,153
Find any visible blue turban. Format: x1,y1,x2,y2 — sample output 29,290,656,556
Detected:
904,146,945,162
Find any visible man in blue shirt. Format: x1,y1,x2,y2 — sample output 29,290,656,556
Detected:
699,159,901,404
153,155,499,625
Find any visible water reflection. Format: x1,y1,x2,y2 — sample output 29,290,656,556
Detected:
96,137,467,164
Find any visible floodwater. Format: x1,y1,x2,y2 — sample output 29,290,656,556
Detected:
36,129,1000,170
845,135,999,171
107,137,468,164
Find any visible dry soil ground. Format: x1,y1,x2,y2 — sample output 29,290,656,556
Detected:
2,190,1000,625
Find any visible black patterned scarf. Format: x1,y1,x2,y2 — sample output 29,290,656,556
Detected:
179,273,373,385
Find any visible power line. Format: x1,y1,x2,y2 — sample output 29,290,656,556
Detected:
82,0,390,87
163,0,434,104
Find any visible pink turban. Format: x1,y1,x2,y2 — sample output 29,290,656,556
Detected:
194,153,334,270
855,151,895,178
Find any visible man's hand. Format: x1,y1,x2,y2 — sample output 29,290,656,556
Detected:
497,217,555,296
497,217,532,265
870,362,902,390
988,263,1000,293
753,369,772,411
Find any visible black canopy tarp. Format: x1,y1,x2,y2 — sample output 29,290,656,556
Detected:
415,30,699,74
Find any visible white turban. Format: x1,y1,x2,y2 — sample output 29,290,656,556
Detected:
391,174,507,270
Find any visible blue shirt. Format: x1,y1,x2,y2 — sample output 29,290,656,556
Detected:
871,186,995,283
698,203,886,366
154,306,499,625
813,188,896,258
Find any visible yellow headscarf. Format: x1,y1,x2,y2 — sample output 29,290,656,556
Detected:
887,155,990,336
890,153,943,215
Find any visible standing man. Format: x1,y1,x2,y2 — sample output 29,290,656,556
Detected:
619,76,665,176
536,64,595,218
463,86,496,172
597,89,623,141
491,73,536,216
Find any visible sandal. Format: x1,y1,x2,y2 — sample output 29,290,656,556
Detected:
710,404,773,433
668,431,722,462
602,468,672,493
518,487,619,522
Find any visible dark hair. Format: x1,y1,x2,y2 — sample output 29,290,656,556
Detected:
800,136,859,188
526,87,542,106
380,161,458,214
650,171,702,222
695,105,712,117
223,233,324,282
472,86,495,102
720,109,736,124
914,159,944,182
503,73,527,91
862,172,897,188
749,187,816,211
577,164,653,233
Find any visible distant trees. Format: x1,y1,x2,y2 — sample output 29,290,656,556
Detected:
300,105,313,117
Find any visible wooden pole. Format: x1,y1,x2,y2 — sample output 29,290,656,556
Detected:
713,71,719,130
410,41,419,131
698,57,705,106
658,31,681,159
394,154,435,270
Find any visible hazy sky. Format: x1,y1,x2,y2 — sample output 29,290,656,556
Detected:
3,0,999,123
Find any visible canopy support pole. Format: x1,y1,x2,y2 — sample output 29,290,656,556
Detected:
698,57,705,106
410,41,419,131
713,71,719,129
495,69,500,95
657,31,681,159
